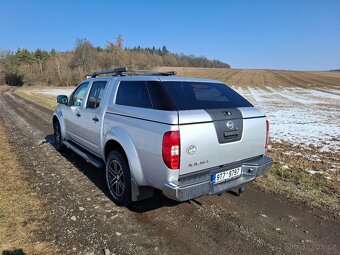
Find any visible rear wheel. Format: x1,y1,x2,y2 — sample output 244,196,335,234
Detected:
53,120,65,152
106,150,132,205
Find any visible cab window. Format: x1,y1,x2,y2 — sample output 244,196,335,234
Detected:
70,82,89,107
86,81,107,109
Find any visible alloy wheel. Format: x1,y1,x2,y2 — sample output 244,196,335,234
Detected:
108,160,125,197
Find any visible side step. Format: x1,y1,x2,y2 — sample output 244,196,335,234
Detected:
63,141,104,169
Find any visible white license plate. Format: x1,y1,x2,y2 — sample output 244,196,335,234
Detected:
212,167,242,184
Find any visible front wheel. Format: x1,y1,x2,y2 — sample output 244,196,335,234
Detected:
53,120,65,152
106,150,132,205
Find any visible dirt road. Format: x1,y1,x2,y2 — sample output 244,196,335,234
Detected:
0,86,339,255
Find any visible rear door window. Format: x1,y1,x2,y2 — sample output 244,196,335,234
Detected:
163,82,253,110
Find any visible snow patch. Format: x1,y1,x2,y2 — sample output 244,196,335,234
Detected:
33,89,74,97
236,86,340,152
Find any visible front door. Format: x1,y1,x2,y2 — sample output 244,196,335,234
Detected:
77,80,108,155
63,82,89,144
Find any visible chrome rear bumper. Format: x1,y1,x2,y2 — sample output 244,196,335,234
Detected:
163,156,272,201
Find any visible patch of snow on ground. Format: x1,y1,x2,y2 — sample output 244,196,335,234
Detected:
306,169,324,175
307,89,340,101
34,89,74,97
247,87,265,102
265,87,322,105
328,88,340,95
238,87,340,152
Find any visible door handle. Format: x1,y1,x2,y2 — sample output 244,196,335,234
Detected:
76,113,81,117
92,116,99,122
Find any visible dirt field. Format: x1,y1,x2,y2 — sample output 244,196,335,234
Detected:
0,68,339,254
155,67,340,89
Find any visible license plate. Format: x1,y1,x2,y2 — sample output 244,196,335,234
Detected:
212,167,242,184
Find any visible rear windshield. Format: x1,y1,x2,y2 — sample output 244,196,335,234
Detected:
163,82,253,110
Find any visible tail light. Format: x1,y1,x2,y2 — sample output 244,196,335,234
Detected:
265,120,269,149
162,131,180,169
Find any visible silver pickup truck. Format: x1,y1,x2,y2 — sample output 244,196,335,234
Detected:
53,68,272,205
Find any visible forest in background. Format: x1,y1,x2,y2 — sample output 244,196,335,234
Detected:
0,36,230,86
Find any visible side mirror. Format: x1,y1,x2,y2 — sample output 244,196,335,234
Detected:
57,95,68,105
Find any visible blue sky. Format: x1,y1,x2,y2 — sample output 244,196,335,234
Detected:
0,0,339,70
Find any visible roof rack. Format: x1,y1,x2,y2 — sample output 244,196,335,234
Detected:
90,68,176,78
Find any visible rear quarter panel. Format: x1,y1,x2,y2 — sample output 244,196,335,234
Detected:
103,106,180,189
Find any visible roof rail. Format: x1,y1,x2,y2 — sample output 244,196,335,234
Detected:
90,68,176,78
149,71,177,76
91,68,129,78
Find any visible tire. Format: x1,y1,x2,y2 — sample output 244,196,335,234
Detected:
53,120,65,152
106,150,132,205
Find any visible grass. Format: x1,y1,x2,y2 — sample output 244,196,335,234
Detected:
15,85,73,110
0,124,57,254
255,144,340,217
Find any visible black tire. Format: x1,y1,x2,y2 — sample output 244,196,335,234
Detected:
106,150,132,205
53,120,65,152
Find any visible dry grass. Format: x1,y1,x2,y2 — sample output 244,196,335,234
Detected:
0,125,57,254
15,86,62,110
255,143,340,217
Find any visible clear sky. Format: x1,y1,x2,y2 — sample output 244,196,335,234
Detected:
0,0,339,70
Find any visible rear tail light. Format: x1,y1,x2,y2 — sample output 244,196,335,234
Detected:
162,131,180,169
265,120,269,149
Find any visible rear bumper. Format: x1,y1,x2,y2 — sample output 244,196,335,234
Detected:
163,155,272,201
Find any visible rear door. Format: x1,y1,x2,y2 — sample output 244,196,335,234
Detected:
77,80,108,155
162,81,267,175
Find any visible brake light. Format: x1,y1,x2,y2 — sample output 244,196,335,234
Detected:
162,131,180,169
265,120,269,149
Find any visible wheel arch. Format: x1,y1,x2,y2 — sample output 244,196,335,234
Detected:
53,111,66,141
103,128,146,186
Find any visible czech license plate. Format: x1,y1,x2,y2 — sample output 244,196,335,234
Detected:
212,167,242,184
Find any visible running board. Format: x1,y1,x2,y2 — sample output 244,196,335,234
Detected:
63,141,104,169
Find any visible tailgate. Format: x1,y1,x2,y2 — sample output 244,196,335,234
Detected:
179,107,266,175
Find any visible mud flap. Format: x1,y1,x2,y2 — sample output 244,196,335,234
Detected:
131,178,154,201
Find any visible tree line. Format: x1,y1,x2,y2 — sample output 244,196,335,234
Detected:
0,36,230,86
